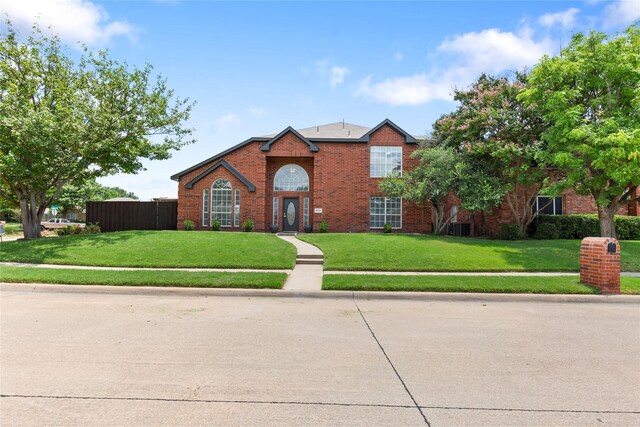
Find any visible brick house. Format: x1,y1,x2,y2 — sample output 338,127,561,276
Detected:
171,119,639,234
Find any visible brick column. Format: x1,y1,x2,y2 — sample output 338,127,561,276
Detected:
580,237,620,294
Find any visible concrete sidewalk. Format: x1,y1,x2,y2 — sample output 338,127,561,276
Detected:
276,235,324,291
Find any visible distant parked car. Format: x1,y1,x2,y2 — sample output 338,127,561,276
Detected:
40,218,85,231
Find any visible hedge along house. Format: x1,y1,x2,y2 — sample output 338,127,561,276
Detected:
172,118,639,235
171,119,433,233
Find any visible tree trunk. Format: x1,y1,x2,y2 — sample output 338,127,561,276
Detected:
597,204,617,238
19,198,43,240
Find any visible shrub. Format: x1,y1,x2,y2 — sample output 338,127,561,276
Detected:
499,223,521,240
83,223,101,234
242,218,254,232
211,218,221,231
56,225,82,236
318,220,328,233
183,220,195,231
383,223,393,233
534,223,559,240
530,214,639,240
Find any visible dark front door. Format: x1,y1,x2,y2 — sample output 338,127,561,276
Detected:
282,198,299,232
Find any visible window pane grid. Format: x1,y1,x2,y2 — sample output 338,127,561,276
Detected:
234,189,240,227
370,147,402,178
303,197,309,226
202,190,209,227
272,197,279,225
370,197,401,228
274,164,309,191
212,179,232,227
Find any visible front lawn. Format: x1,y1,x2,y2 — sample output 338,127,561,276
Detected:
0,267,287,289
0,231,296,269
2,222,22,235
299,234,640,272
323,274,640,295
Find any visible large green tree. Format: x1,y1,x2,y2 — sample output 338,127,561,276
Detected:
435,72,548,238
0,22,194,239
520,24,640,238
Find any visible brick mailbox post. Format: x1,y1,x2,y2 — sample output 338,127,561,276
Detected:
580,237,620,294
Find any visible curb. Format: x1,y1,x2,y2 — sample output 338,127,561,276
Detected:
2,282,639,304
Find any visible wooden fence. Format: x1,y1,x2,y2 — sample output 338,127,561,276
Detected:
86,201,177,232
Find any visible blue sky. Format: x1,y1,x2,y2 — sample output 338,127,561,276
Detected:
4,0,639,200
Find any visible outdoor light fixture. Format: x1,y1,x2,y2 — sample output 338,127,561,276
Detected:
607,242,617,254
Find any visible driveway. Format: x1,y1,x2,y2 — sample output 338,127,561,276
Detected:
1,285,639,426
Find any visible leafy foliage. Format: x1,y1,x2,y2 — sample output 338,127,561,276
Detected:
183,220,195,231
434,71,547,238
533,223,559,240
0,21,194,239
520,24,640,237
242,218,254,232
499,224,522,240
531,214,640,240
55,179,138,212
318,220,328,233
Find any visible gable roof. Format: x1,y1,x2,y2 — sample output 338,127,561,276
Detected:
184,159,256,192
171,119,417,182
361,118,417,143
260,126,319,152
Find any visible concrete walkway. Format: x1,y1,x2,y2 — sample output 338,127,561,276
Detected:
276,235,324,291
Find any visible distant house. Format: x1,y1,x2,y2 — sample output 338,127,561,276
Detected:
171,119,639,235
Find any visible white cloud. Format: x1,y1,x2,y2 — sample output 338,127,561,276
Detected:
3,0,137,45
316,59,349,89
538,8,580,29
358,27,554,106
329,66,349,89
602,0,640,28
215,113,240,131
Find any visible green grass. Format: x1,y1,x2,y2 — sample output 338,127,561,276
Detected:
323,274,640,294
0,267,287,289
0,230,296,269
299,234,640,272
2,222,22,235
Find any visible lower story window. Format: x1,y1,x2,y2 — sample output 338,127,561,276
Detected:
202,190,209,227
234,190,241,227
533,196,563,215
272,197,279,225
370,197,401,228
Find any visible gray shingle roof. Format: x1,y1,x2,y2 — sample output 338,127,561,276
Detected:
261,122,371,140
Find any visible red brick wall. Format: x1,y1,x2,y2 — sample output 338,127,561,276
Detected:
579,237,620,294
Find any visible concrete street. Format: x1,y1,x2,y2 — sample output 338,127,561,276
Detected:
1,285,639,426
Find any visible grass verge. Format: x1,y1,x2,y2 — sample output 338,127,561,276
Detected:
0,230,296,269
323,274,640,295
0,267,287,289
299,234,640,272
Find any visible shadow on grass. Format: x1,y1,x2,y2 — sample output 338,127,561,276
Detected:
0,230,145,264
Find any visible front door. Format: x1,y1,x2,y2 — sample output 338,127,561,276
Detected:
282,198,299,232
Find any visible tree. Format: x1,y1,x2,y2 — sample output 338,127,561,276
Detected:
0,22,194,239
520,24,640,238
434,72,548,238
55,180,138,213
379,146,459,234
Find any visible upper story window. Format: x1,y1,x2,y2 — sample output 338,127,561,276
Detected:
274,164,309,191
370,146,402,177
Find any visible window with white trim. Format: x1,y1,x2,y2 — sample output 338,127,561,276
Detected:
450,205,458,223
370,197,402,228
211,179,232,227
370,146,402,177
202,189,209,227
303,197,309,227
272,197,279,225
234,189,241,227
274,164,309,191
532,196,563,215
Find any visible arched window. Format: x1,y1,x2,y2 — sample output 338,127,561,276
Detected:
274,164,309,191
211,179,232,226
